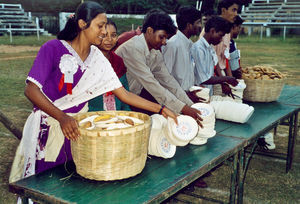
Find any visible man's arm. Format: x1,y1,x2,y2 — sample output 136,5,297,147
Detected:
116,43,187,114
152,52,193,106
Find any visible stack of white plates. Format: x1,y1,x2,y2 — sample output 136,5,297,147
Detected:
189,86,210,102
190,103,216,145
164,115,198,146
210,100,254,123
210,95,236,102
229,79,247,103
148,114,176,159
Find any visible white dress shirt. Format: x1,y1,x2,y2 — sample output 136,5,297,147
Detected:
162,30,195,91
191,37,218,95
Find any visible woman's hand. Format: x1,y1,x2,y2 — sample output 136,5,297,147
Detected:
181,105,203,128
58,113,80,141
25,81,80,141
161,107,178,124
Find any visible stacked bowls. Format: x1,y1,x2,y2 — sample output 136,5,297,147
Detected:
229,79,247,103
148,114,176,159
189,86,210,102
164,115,198,146
210,101,254,123
190,103,216,145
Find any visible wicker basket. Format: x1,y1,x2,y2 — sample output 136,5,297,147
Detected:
243,78,285,102
71,111,151,181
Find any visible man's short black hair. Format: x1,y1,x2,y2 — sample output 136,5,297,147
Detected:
176,6,202,31
142,9,177,36
233,15,244,26
205,16,232,34
203,9,217,17
217,0,241,15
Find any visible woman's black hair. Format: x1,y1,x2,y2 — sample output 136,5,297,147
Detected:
107,19,117,33
176,6,202,31
57,1,106,41
205,16,232,34
142,9,177,36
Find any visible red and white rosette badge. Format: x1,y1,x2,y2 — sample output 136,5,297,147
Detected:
58,54,78,94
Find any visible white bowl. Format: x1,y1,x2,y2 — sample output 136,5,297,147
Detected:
190,136,208,145
168,115,198,142
156,133,176,159
197,129,216,138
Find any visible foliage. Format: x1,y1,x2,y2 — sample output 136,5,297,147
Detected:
5,0,196,14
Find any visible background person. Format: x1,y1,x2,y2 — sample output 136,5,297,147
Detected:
214,0,240,95
162,6,202,103
116,10,203,124
89,19,131,111
191,16,238,96
229,15,244,79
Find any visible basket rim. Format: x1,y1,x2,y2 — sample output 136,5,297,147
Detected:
74,110,151,132
243,78,285,81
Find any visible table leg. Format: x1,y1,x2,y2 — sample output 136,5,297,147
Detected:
286,112,297,173
230,153,239,204
237,140,258,204
21,197,29,204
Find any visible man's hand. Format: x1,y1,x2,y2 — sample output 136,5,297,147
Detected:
181,105,203,128
221,83,235,99
225,76,238,86
186,90,206,103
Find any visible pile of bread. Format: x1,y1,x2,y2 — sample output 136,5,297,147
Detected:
242,65,285,80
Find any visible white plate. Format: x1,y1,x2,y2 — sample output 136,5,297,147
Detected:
157,133,176,159
79,115,98,130
229,80,246,90
169,115,198,142
163,123,188,146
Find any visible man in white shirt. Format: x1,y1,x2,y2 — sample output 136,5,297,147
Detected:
162,6,202,103
191,16,238,95
116,10,202,122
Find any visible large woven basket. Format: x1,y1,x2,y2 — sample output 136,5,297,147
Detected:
71,111,151,181
243,78,285,102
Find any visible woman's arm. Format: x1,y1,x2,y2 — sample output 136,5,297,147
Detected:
112,87,178,122
25,81,79,141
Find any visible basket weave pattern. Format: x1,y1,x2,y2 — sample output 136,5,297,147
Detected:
71,111,151,181
243,78,284,102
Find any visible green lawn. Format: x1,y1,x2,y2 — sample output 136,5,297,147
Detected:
0,35,299,203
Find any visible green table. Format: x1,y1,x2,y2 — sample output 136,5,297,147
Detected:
278,85,300,106
217,85,300,204
9,135,245,204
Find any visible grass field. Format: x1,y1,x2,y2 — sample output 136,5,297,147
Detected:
0,34,299,203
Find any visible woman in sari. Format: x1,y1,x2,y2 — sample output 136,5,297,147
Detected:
10,1,177,184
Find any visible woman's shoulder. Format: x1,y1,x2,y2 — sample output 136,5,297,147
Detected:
40,39,64,51
110,51,123,61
